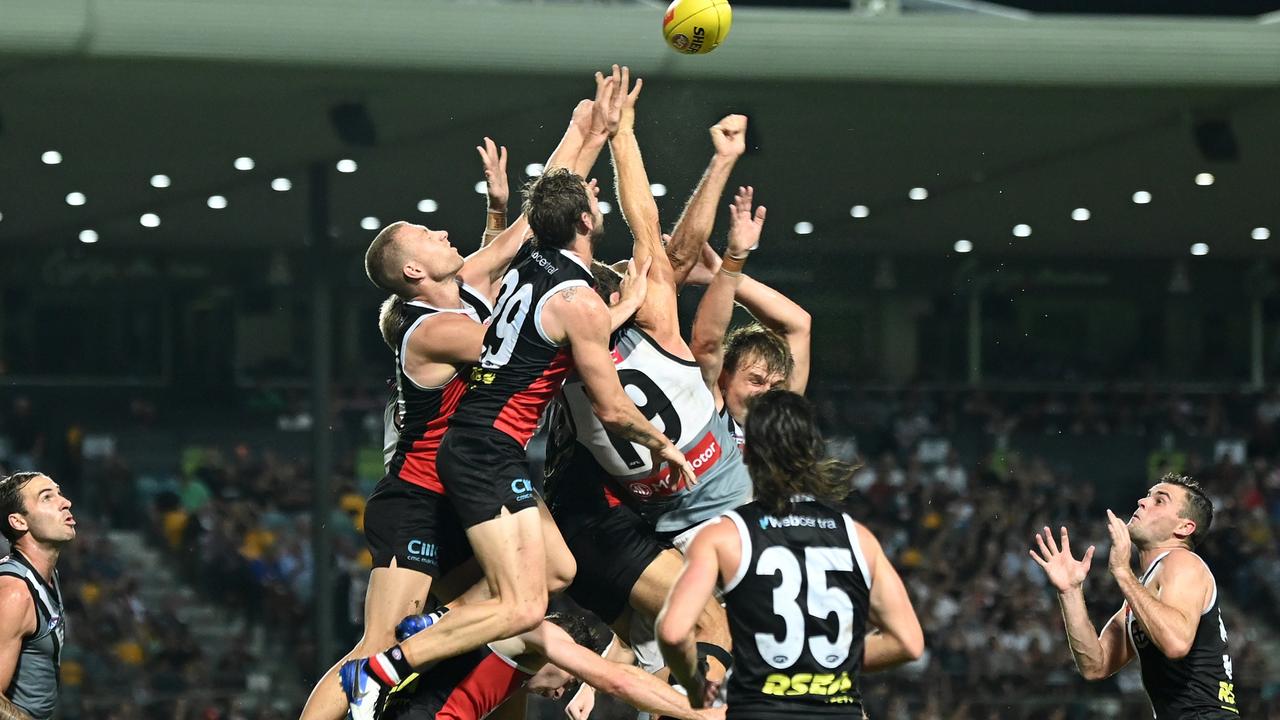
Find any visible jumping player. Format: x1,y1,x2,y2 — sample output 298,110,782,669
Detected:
688,199,812,447
0,472,75,720
346,66,695,713
1030,474,1241,718
304,93,614,720
549,74,749,683
658,391,924,714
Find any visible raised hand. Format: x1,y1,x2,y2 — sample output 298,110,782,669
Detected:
589,68,618,138
1105,509,1133,576
710,114,747,158
618,256,652,311
1029,526,1095,594
726,186,766,257
592,64,630,138
570,99,596,137
685,243,722,286
618,66,644,134
475,136,509,211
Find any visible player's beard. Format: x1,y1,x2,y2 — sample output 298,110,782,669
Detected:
589,213,605,247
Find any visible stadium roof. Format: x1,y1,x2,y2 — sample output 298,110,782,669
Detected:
0,0,1277,259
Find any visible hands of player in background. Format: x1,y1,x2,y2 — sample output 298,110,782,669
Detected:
685,243,723,286
619,257,653,312
726,186,766,256
1104,509,1134,577
1029,526,1096,594
592,64,631,138
476,136,509,212
710,114,748,158
570,99,596,139
589,68,619,138
617,66,644,135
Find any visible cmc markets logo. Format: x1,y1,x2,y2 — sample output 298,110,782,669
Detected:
406,539,437,559
511,478,534,500
628,482,654,498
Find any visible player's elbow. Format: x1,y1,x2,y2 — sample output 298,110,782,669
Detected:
790,308,813,337
689,335,720,365
1162,637,1193,661
901,629,925,662
1079,664,1109,681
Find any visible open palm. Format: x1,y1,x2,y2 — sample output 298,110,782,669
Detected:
1029,526,1095,593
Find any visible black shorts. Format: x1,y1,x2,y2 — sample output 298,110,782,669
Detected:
437,427,543,529
562,502,670,625
364,476,472,578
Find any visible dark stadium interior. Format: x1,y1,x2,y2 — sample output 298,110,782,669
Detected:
2,1,1279,719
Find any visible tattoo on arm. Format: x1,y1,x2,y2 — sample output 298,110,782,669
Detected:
614,419,666,451
560,287,578,302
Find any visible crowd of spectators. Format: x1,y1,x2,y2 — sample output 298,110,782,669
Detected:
815,385,1280,452
3,387,1280,718
842,447,1278,718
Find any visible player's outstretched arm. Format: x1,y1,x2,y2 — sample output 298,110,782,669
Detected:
464,95,600,297
1030,525,1133,679
608,66,682,336
542,287,696,487
461,136,531,299
668,115,748,285
477,136,510,249
569,69,622,179
690,186,764,398
500,623,716,720
0,578,36,720
858,523,925,671
1105,511,1208,660
658,519,736,707
731,276,812,394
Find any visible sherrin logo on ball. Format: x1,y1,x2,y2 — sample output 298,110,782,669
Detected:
662,0,732,55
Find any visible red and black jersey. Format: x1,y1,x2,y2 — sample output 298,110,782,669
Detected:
387,286,493,493
450,243,593,447
381,645,532,720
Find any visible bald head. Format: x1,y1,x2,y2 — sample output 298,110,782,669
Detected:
365,221,409,295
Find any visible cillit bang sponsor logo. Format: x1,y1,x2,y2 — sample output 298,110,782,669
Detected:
626,431,721,498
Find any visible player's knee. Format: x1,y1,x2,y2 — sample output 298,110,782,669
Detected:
547,553,576,595
509,595,549,635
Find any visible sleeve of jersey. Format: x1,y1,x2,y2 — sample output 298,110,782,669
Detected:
435,653,530,720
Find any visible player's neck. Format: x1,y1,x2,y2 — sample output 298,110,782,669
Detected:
565,234,594,265
14,542,60,584
413,276,462,309
1137,542,1187,570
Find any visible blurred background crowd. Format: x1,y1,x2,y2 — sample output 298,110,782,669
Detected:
4,384,1278,719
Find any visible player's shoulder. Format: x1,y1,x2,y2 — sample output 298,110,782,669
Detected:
1158,548,1212,579
544,282,607,321
0,574,36,629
